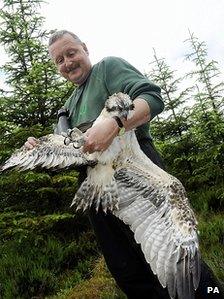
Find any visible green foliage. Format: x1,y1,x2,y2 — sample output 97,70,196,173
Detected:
0,230,98,299
0,123,52,151
185,30,224,113
0,169,79,215
198,213,224,281
189,185,224,213
0,0,73,127
0,211,91,243
147,49,192,140
50,257,127,299
151,33,224,195
0,200,98,298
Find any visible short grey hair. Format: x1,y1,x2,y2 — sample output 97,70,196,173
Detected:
48,30,82,46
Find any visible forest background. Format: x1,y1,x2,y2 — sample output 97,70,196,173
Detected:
0,0,223,298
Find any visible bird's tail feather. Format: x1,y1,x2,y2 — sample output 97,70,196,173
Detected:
70,176,119,213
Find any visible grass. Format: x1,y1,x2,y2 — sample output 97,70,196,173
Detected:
47,257,127,299
197,212,224,283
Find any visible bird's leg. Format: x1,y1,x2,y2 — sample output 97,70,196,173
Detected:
63,127,86,149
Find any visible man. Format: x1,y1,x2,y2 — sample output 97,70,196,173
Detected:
26,30,223,299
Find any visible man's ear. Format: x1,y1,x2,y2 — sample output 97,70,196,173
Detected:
82,43,89,55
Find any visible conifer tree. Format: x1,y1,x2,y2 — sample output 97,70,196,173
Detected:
185,30,224,113
146,49,194,180
184,32,224,188
0,0,72,128
0,4,95,298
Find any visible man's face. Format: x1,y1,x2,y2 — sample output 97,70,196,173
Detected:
49,33,92,85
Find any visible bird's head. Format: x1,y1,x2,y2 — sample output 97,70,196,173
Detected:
105,92,135,120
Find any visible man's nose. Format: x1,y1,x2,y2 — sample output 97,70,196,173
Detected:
64,57,73,68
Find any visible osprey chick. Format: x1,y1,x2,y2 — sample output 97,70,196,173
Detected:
1,92,200,299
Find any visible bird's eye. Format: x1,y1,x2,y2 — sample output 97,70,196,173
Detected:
106,106,117,112
129,104,135,110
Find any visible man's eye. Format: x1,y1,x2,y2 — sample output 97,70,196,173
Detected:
68,51,76,57
56,58,64,65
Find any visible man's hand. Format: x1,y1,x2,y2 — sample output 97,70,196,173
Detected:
82,98,151,154
83,118,119,153
24,137,38,150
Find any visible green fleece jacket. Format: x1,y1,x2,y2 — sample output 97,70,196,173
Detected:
64,56,164,140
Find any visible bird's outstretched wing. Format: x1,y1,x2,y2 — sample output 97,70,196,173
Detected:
114,165,200,299
0,132,96,172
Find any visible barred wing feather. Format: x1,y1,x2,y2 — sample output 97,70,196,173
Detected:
114,166,200,299
0,134,95,172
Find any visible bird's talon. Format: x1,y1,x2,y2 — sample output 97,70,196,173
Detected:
64,136,71,146
67,129,72,137
73,143,81,149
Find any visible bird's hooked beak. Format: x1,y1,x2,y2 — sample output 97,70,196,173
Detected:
120,102,135,120
120,109,129,120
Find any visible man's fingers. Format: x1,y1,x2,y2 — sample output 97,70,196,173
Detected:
27,137,37,144
24,142,34,150
82,139,93,153
25,137,38,150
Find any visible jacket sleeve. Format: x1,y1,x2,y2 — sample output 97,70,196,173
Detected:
102,56,164,119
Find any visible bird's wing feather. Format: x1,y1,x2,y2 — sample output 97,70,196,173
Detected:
114,165,200,299
1,134,96,172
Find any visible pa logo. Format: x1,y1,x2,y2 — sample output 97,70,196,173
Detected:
207,287,220,293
